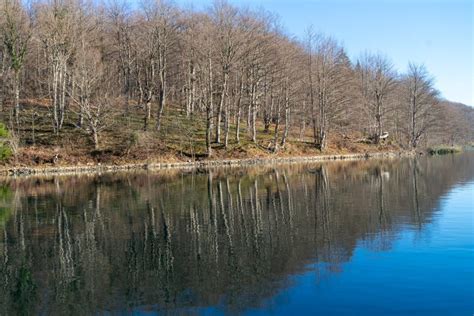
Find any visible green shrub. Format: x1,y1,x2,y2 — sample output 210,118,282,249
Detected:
0,123,9,138
0,145,12,160
427,146,462,155
0,123,13,161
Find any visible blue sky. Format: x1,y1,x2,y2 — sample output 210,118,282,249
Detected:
174,0,473,106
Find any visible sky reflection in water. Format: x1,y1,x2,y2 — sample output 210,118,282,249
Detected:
0,153,473,315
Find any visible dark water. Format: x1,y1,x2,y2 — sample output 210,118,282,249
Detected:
0,153,473,315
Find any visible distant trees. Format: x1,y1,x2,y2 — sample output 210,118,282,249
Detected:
0,0,471,156
431,100,473,146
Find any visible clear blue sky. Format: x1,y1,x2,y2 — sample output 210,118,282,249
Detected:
175,0,473,106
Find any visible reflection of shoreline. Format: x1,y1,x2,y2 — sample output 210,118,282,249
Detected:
1,151,411,178
0,153,472,315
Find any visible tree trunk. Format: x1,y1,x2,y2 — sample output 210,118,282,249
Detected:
215,71,228,143
59,62,67,130
52,59,59,134
92,129,99,150
186,61,195,117
251,83,257,143
156,68,166,131
156,51,168,131
224,99,229,148
318,97,327,151
144,61,155,131
375,98,382,144
263,82,271,133
235,77,243,143
13,70,20,127
280,84,290,148
273,96,281,153
144,93,151,131
411,95,417,148
206,57,213,157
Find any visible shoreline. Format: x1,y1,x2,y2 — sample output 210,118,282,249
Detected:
0,151,413,178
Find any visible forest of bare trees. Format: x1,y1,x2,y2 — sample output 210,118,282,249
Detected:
0,0,472,163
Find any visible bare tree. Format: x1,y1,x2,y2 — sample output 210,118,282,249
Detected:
69,9,115,150
0,0,466,159
305,30,352,150
0,0,31,127
209,0,242,144
106,0,136,120
140,0,179,131
186,14,216,156
402,63,439,148
71,48,115,150
356,53,397,143
35,0,80,134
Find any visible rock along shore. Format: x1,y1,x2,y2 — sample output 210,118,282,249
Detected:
1,151,413,177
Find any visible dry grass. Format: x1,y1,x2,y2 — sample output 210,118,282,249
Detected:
0,99,401,167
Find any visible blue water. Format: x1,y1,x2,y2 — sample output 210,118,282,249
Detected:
0,153,473,315
246,181,474,315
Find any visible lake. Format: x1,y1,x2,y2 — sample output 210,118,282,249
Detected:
0,153,473,315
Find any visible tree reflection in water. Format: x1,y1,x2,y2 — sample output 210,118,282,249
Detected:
0,153,472,314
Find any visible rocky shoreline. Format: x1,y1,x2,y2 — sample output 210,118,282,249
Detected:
1,151,413,177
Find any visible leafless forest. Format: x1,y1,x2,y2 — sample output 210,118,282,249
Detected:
0,0,472,164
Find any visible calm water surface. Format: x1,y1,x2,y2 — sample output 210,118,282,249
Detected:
0,153,473,315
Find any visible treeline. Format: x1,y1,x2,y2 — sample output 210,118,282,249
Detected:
0,0,472,157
